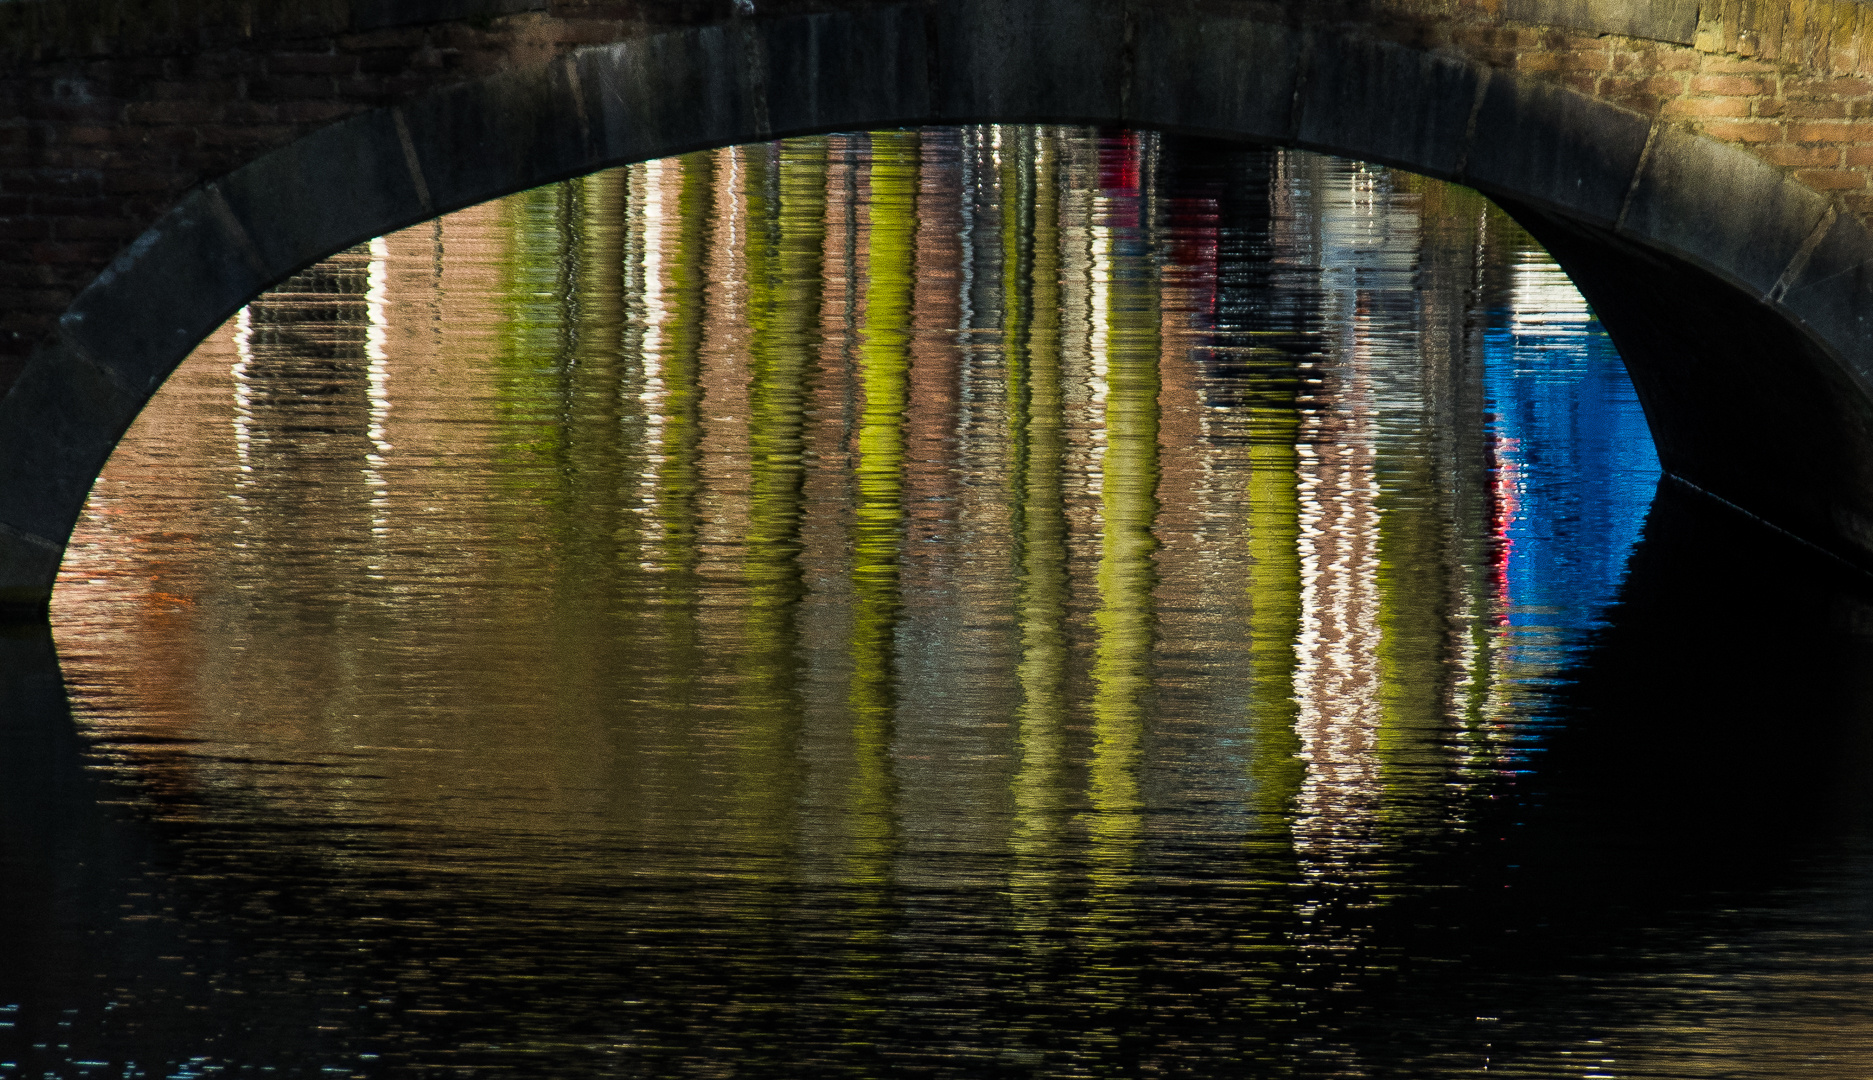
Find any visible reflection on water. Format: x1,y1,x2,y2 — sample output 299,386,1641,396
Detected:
8,128,1873,1076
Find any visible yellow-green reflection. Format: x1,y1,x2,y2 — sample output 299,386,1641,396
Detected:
1008,133,1067,930
1086,160,1160,878
733,139,829,871
1001,127,1035,462
849,131,919,893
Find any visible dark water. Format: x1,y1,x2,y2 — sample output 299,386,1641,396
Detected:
7,127,1873,1077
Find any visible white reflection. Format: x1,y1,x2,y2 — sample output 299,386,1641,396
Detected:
365,234,392,536
231,304,254,477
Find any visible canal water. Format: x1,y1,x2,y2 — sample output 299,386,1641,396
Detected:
8,127,1873,1076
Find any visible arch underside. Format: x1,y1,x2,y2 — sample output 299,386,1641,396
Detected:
4,1,1873,613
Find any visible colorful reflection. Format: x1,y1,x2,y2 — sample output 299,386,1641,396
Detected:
35,129,1700,1076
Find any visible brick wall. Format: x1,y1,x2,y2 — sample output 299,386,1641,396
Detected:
1449,18,1873,218
0,1,725,382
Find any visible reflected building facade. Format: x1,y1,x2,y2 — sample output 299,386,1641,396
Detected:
53,129,1661,1064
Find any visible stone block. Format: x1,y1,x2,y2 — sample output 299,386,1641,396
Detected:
1689,73,1773,95
581,25,760,169
762,7,930,137
122,100,225,125
1787,120,1861,142
1504,0,1700,44
1661,96,1752,119
223,100,284,124
31,241,117,265
273,99,362,124
1781,100,1850,119
1295,34,1480,182
1698,119,1782,142
1761,143,1843,167
1557,72,1602,96
55,191,267,399
1554,49,1613,74
0,341,144,559
1696,55,1780,74
350,0,546,32
401,58,593,216
267,52,362,77
1619,124,1831,297
931,0,1127,124
216,107,430,285
1464,72,1651,228
1129,13,1301,143
0,218,51,242
1779,211,1873,387
1790,76,1873,99
1793,167,1869,189
102,169,195,195
249,74,340,100
54,218,138,242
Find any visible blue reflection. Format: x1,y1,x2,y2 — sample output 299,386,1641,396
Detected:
1484,252,1660,655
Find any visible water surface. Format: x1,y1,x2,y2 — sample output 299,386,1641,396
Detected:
8,128,1873,1077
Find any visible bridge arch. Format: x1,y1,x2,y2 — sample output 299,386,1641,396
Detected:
4,1,1872,612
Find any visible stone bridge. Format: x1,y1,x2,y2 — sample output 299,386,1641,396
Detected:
4,0,1873,612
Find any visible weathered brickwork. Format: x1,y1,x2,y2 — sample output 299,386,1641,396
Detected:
1445,18,1873,218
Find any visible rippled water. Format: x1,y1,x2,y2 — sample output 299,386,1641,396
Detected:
8,128,1873,1076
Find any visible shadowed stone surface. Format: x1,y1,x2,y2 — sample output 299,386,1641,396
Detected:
761,7,930,135
56,193,267,397
1295,35,1481,181
1128,17,1301,143
401,62,598,214
218,108,432,282
583,26,764,163
1621,123,1832,296
1465,73,1653,227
